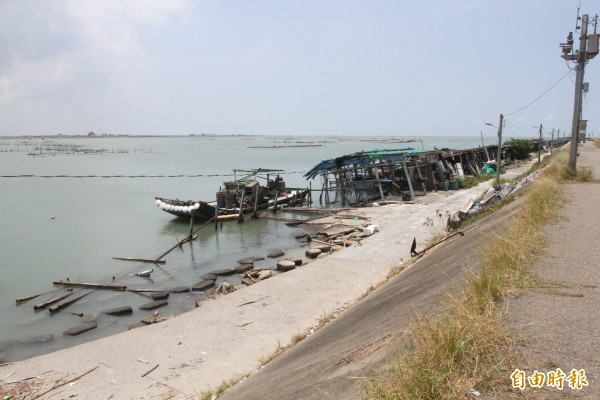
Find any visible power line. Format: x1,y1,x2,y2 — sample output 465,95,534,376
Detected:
505,71,572,117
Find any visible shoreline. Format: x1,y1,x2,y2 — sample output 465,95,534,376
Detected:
0,161,537,399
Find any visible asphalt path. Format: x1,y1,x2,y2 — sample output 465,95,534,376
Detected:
221,192,526,399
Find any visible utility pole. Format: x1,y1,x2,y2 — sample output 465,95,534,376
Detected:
495,114,503,190
551,128,555,154
537,124,543,163
561,13,599,170
569,14,587,170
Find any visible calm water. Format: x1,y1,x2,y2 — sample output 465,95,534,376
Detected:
0,134,487,362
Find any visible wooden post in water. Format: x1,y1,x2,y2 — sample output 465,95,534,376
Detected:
403,161,415,201
189,210,195,236
252,183,260,218
374,167,385,201
215,206,218,231
319,182,324,205
309,182,312,206
238,189,245,223
272,190,278,213
338,172,346,207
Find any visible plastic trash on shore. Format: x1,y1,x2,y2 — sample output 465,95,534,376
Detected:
361,224,379,236
467,205,482,216
496,183,515,199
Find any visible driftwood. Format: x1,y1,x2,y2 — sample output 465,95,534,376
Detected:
141,364,159,378
30,365,99,400
33,292,74,311
311,238,343,249
216,214,240,222
113,257,166,264
125,288,165,293
154,216,215,262
49,291,92,314
53,281,127,291
15,289,59,305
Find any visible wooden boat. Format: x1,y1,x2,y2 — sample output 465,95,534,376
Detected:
155,169,309,220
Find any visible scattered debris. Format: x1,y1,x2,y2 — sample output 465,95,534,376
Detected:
211,282,236,298
141,364,159,378
141,311,172,325
135,269,153,277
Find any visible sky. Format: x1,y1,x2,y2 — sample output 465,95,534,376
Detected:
0,0,598,138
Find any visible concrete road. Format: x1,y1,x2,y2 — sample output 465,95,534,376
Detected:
221,192,525,399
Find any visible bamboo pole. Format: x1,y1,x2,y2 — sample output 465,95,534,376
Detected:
156,216,215,261
16,289,58,305
49,291,92,314
125,288,165,293
189,210,195,236
112,257,166,264
33,292,74,311
53,281,127,291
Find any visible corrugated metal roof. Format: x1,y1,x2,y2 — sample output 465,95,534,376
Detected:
304,148,426,179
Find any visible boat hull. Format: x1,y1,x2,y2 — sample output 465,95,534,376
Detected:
155,189,309,220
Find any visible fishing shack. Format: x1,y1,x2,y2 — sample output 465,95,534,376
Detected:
304,145,497,206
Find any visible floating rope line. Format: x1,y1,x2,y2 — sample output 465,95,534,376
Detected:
0,171,308,179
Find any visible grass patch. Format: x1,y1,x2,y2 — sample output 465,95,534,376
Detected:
199,378,241,400
460,174,493,189
361,152,580,399
542,149,594,182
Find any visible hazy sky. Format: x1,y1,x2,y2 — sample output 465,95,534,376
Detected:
0,0,597,138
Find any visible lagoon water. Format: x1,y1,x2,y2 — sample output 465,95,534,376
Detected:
0,134,487,362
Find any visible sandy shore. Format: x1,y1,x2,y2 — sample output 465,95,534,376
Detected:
0,161,536,399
